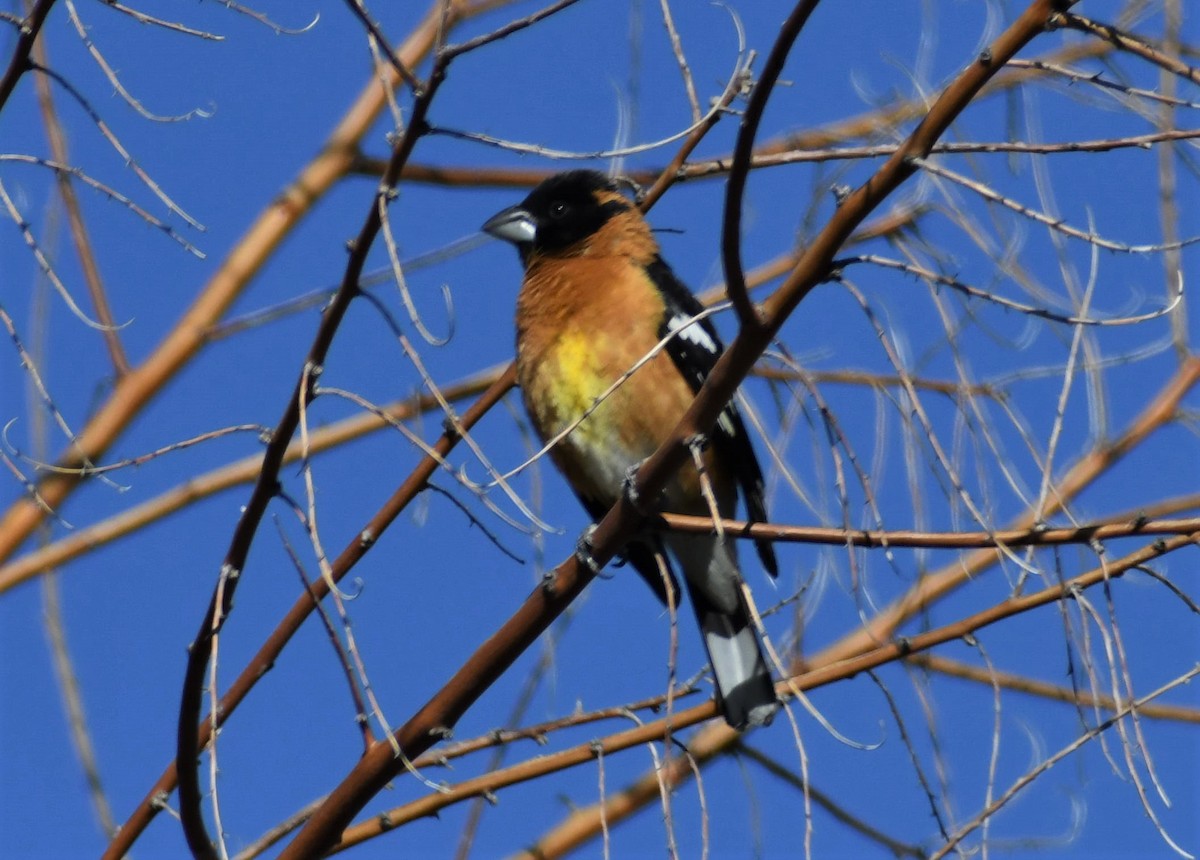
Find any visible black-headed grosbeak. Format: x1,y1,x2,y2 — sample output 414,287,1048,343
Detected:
483,170,779,729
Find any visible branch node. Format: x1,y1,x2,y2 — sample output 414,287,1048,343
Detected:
428,725,454,741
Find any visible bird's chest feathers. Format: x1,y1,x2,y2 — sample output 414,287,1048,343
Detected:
519,316,639,451
515,258,669,455
513,254,713,507
536,328,609,425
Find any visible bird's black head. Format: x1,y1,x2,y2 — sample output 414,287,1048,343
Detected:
482,170,633,261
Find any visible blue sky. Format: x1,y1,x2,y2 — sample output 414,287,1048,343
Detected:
2,2,1198,858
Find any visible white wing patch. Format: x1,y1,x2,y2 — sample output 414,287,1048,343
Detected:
666,312,718,355
664,312,739,437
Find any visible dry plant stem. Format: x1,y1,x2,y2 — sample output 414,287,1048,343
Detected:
720,0,822,327
530,3,1200,850
930,667,1200,860
236,687,703,860
100,365,516,860
29,275,118,839
637,60,746,212
750,36,1112,157
280,547,604,858
1061,13,1200,84
753,365,993,396
277,2,1078,856
659,513,1200,549
537,355,1200,855
0,0,54,111
511,530,1196,860
908,654,1200,723
352,40,1117,192
0,365,504,592
812,353,1200,668
0,0,479,566
29,26,129,375
175,52,453,853
735,744,926,859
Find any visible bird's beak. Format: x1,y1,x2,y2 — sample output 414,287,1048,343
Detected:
482,205,537,245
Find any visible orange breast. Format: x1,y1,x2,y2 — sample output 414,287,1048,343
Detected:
514,256,725,512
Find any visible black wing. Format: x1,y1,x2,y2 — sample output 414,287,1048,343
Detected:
646,257,778,577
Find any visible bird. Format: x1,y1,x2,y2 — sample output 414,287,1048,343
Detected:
483,170,779,729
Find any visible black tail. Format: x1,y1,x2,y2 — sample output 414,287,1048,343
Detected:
690,586,779,729
667,533,779,729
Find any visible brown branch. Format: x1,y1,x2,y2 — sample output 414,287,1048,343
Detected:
515,3,1200,850
0,0,54,113
908,654,1200,723
720,0,823,328
235,684,705,859
0,363,504,593
735,743,927,859
752,365,998,397
278,2,1080,856
29,26,129,375
1061,12,1200,85
0,2,483,567
442,0,583,57
100,365,516,860
812,354,1200,668
515,529,1196,858
353,37,1121,193
351,160,564,187
535,354,1200,851
638,57,749,212
658,513,1200,550
681,127,1200,178
340,0,421,92
174,39,456,852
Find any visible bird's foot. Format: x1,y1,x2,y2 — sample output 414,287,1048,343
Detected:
683,432,709,453
622,462,663,516
575,524,602,574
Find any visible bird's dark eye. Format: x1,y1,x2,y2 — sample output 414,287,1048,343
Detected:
548,200,568,219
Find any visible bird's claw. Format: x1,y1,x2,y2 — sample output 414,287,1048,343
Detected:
575,524,602,574
622,463,657,516
683,432,709,452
